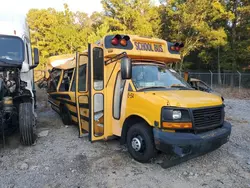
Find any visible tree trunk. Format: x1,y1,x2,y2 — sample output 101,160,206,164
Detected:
230,0,238,88
218,47,222,85
179,56,184,72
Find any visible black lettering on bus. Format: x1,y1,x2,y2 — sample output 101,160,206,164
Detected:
154,44,163,52
135,42,140,50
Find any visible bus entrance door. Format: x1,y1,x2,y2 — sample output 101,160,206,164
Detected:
76,44,105,141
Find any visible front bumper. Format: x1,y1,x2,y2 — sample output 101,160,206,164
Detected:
153,121,232,158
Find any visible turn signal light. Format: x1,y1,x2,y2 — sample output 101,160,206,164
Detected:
162,122,192,129
170,46,175,51
120,39,127,46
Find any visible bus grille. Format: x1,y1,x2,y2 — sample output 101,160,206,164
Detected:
192,106,223,129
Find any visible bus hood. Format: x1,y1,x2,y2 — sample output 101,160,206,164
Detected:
146,90,223,108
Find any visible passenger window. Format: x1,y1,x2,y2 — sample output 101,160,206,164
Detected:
48,69,61,92
113,72,126,119
59,69,74,92
93,48,104,90
78,64,87,92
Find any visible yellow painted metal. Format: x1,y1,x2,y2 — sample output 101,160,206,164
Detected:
47,34,223,142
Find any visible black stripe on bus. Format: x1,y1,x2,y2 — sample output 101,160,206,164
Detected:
69,110,89,122
51,97,89,109
50,93,71,100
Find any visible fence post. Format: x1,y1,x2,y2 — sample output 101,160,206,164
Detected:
237,71,241,92
209,70,213,88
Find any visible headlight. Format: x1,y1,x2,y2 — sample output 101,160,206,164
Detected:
161,108,192,129
173,110,182,120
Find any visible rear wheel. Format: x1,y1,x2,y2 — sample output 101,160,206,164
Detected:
61,105,72,125
19,102,36,146
126,123,156,163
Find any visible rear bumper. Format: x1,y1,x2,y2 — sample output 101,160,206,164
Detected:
153,121,232,157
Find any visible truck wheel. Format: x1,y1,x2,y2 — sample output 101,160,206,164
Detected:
61,105,72,125
19,102,35,146
126,123,156,163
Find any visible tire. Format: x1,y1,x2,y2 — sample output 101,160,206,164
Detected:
61,105,72,125
126,123,156,163
19,102,36,146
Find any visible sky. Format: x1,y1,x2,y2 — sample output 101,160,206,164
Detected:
0,0,160,22
0,0,103,21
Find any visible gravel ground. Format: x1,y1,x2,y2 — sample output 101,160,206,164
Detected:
0,89,250,188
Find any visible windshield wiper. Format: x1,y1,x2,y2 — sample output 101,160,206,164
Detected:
170,85,192,90
0,58,21,66
138,86,170,91
0,59,8,64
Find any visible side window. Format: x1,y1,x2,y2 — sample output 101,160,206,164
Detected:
48,69,61,92
113,72,126,119
59,69,74,92
78,64,87,92
93,48,104,90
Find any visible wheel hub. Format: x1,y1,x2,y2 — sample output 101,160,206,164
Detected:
131,137,142,151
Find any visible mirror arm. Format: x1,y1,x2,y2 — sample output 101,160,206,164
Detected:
105,52,127,65
105,60,118,88
30,64,38,69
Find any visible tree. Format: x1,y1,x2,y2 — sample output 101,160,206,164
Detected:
160,0,233,71
27,4,93,69
101,0,161,37
222,0,250,86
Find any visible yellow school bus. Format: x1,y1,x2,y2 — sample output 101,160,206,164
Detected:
47,34,231,167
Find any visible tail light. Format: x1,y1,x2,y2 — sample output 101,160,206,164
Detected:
111,34,130,46
171,42,184,52
111,34,121,46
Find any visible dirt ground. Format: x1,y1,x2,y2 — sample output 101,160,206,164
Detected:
0,88,250,188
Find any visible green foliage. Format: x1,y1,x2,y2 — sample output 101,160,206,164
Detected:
101,0,161,37
26,1,250,72
159,0,234,70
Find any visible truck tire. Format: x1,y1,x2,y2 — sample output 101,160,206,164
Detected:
61,105,72,125
126,122,156,163
19,102,35,146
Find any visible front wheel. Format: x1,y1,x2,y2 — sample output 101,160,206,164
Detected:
19,102,36,146
126,123,156,163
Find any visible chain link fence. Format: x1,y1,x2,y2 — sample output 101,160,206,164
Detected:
181,71,250,90
35,69,250,89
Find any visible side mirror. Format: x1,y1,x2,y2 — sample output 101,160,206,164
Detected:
30,48,39,69
121,57,132,79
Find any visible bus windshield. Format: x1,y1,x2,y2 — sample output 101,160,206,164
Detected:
0,36,24,64
132,63,192,91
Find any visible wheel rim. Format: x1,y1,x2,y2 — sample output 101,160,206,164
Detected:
131,135,145,152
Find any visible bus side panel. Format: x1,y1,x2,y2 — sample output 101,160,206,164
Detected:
78,95,89,132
